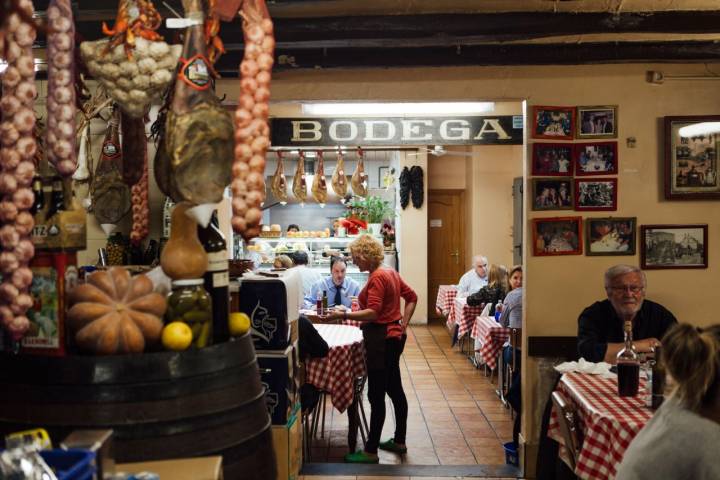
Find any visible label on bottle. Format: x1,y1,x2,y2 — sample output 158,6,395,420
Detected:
645,366,653,408
212,271,229,288
162,198,174,238
207,251,229,272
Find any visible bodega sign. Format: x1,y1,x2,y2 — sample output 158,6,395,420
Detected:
271,116,523,146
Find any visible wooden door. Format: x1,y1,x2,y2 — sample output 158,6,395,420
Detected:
428,190,466,319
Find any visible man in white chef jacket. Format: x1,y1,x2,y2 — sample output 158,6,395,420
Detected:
457,255,489,297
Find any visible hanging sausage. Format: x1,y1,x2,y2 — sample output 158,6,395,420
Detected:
130,140,149,245
351,147,368,197
311,151,327,205
121,112,147,186
331,149,348,198
0,0,38,340
292,151,308,204
231,0,274,241
270,151,288,204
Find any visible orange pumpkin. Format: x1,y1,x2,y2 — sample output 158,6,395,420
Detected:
67,267,167,355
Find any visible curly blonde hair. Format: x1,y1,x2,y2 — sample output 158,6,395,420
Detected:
349,234,384,268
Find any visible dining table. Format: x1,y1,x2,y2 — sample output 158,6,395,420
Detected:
471,315,511,370
435,284,458,327
547,371,653,480
453,296,485,340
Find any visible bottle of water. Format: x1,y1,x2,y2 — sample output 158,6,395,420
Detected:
494,303,503,322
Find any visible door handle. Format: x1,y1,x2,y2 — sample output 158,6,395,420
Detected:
450,250,460,264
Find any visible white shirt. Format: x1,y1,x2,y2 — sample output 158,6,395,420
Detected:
457,269,488,296
294,266,323,296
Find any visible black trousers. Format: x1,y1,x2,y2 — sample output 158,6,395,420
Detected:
503,345,522,445
365,335,408,453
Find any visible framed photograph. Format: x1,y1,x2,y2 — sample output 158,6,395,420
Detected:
532,217,583,256
640,224,708,269
532,178,574,211
378,166,390,188
531,143,573,176
574,142,618,176
574,178,617,211
576,105,618,139
664,115,720,200
532,106,575,140
585,217,636,256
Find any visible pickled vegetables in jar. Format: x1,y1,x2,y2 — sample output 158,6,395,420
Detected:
166,279,213,348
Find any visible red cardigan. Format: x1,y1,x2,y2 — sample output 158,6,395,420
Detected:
358,267,417,339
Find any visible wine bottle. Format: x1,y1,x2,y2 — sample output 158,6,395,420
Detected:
30,176,45,216
46,176,65,218
198,211,230,343
651,345,665,408
617,320,640,397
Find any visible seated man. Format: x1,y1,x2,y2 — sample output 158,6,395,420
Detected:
306,256,360,309
291,250,323,298
577,264,678,363
457,255,488,297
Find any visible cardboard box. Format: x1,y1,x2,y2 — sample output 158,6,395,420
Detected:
257,343,299,425
32,200,87,251
61,429,115,480
116,456,223,480
272,406,302,480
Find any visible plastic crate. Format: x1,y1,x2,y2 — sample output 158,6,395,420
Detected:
503,441,519,466
39,449,96,480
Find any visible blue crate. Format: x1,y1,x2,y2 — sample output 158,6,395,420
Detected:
503,441,519,466
39,449,96,480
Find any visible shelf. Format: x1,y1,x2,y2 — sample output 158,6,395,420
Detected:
251,236,382,244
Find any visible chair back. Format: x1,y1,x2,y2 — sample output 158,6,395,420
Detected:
551,391,583,471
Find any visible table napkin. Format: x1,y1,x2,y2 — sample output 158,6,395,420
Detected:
555,358,614,378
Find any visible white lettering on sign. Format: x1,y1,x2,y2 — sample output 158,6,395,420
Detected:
430,219,442,228
439,119,471,140
363,120,396,141
473,119,510,140
401,119,433,141
291,120,322,141
329,120,358,141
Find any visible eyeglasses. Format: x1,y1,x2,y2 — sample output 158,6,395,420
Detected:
608,285,644,294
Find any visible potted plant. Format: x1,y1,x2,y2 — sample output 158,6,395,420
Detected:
342,195,394,236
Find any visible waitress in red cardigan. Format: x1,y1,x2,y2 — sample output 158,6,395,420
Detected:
323,234,417,464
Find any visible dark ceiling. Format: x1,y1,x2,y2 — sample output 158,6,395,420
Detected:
31,1,720,75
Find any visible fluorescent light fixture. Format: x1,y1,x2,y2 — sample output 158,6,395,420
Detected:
301,102,495,116
678,122,720,137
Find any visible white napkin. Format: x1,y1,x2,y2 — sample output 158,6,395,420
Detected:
555,358,614,378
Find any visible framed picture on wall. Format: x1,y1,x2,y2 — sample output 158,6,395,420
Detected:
532,217,583,256
574,142,618,176
576,105,618,139
531,143,573,176
664,115,720,200
532,178,573,211
574,178,618,211
640,224,708,269
532,106,575,140
585,217,636,256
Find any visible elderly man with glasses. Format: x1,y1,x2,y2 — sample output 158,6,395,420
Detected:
577,264,678,363
457,255,489,297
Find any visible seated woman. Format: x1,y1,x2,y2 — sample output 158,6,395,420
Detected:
616,323,720,480
466,264,508,315
500,265,523,444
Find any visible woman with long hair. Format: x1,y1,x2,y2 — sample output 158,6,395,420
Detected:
321,234,417,464
466,264,508,315
617,323,720,479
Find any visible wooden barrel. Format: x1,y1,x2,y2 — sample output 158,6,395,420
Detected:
0,332,275,480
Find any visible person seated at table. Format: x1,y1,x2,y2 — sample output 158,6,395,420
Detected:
291,250,323,297
466,264,508,315
457,255,489,297
298,315,330,413
319,235,417,464
287,223,300,234
273,254,294,269
577,264,677,363
500,265,523,444
616,323,720,480
305,256,361,309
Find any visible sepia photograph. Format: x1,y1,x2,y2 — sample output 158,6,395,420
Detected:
532,143,573,176
585,217,636,256
574,142,618,176
574,178,617,211
532,178,573,211
641,224,708,269
532,106,575,140
532,217,583,256
664,115,720,199
577,105,618,139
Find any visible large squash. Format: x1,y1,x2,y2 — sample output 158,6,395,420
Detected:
67,267,167,355
160,201,208,280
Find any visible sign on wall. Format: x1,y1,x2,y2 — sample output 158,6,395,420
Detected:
271,116,524,146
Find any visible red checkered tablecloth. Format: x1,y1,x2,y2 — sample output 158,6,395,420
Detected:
306,324,366,413
435,285,458,327
547,372,652,480
453,296,484,338
470,315,510,369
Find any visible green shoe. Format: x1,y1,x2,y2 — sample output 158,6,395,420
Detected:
344,450,379,464
378,438,407,454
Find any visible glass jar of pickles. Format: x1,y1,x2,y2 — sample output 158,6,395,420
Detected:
166,279,213,348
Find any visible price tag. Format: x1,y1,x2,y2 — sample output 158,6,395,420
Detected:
166,18,204,29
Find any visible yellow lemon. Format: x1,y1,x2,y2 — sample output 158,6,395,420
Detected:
229,312,251,336
162,322,193,351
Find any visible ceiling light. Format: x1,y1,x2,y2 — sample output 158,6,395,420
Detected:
301,102,495,116
678,122,720,137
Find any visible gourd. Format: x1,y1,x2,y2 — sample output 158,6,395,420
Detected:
67,267,166,355
160,201,208,279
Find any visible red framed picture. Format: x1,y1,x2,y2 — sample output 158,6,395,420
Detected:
531,106,575,140
574,178,618,211
573,142,618,176
531,143,573,176
531,216,583,256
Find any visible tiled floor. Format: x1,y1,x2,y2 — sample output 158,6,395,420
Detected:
307,320,514,466
300,477,517,480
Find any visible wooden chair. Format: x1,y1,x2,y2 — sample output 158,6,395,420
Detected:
551,391,583,472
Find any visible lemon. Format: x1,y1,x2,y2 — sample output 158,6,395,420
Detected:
162,322,193,351
229,312,251,336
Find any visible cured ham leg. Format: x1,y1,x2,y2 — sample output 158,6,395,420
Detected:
311,151,327,205
331,149,347,198
351,147,368,197
292,151,307,204
270,151,288,204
